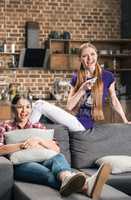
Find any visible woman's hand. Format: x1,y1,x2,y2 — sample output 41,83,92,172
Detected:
21,137,60,153
21,137,42,149
80,79,95,91
0,143,24,155
39,140,60,153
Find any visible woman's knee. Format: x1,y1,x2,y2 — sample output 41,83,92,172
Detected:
53,153,66,161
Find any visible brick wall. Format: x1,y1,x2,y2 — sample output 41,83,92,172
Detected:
0,0,121,99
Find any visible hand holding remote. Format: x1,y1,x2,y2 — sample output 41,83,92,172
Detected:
80,77,97,92
86,77,97,84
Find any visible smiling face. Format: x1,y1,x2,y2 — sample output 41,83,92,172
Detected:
14,98,32,124
80,44,98,72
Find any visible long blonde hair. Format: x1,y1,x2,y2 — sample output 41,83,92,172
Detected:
74,43,104,121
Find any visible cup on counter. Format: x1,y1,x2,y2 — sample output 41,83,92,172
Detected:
109,50,113,55
4,43,7,52
99,50,108,55
115,50,120,55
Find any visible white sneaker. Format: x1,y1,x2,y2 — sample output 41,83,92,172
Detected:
60,172,86,197
86,163,111,200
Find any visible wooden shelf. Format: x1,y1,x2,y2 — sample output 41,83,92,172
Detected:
50,53,70,70
104,99,131,123
48,38,131,43
0,52,19,56
115,68,131,71
99,54,131,58
104,68,131,72
47,39,131,70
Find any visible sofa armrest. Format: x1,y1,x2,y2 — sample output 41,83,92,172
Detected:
0,155,12,165
0,156,14,199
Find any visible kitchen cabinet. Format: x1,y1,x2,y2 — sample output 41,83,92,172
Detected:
0,102,12,121
104,99,131,123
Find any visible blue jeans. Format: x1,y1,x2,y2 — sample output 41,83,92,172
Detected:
14,154,71,190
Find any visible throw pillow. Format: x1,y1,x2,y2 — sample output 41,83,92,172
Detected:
4,128,58,165
5,128,54,144
96,155,131,174
69,123,131,168
10,147,57,165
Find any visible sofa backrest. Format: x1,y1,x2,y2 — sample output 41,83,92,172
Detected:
69,123,131,168
46,124,71,164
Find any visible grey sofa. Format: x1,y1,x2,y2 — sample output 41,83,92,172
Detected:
68,123,131,196
0,123,131,200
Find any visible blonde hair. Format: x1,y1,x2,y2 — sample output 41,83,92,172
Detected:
75,43,104,121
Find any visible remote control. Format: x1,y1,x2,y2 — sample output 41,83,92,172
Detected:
87,77,97,84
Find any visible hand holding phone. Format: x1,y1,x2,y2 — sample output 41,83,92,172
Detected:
86,77,97,84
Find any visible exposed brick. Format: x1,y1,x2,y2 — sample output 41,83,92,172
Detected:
0,0,121,99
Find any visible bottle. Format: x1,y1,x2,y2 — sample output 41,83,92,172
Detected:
27,88,33,101
113,58,116,70
4,42,7,52
11,43,15,53
8,83,16,101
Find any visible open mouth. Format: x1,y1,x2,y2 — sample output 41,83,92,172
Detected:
20,113,28,118
86,60,95,65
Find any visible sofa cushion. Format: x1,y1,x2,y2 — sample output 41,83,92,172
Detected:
10,148,58,165
69,123,131,168
46,124,71,164
96,155,131,174
81,167,131,196
14,181,131,200
14,181,91,200
107,171,131,196
4,128,54,144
